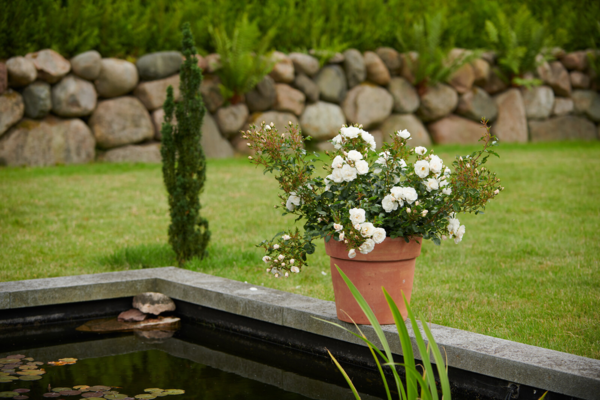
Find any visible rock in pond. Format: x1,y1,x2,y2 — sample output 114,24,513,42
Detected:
133,292,176,315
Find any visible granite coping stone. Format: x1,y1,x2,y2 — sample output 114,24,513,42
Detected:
1,266,599,399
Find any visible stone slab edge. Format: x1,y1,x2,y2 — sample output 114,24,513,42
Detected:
1,267,598,399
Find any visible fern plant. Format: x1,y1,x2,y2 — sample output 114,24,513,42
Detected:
484,6,551,85
397,10,478,91
209,14,276,103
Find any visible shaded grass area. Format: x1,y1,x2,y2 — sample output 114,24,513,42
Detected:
1,142,599,359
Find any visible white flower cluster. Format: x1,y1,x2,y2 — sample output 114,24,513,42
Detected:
332,126,377,151
347,208,386,258
263,253,300,277
447,214,466,244
286,192,301,211
327,151,369,185
382,186,418,212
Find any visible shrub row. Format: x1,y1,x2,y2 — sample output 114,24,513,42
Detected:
1,0,599,60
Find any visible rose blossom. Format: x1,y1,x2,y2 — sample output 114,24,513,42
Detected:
426,178,439,192
349,208,366,224
341,126,361,138
291,266,300,273
442,187,452,195
448,217,460,236
348,249,357,258
396,129,411,139
338,232,345,241
286,192,301,211
414,160,430,178
278,254,285,261
331,168,344,183
331,135,343,149
273,244,279,249
402,187,418,204
359,238,375,254
454,225,466,244
382,194,398,213
262,256,271,263
359,222,376,237
429,155,443,174
415,146,427,155
355,160,369,175
282,234,291,240
332,155,344,169
334,223,343,231
347,150,363,161
372,227,386,244
341,164,358,182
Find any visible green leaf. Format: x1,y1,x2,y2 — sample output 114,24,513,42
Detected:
327,350,362,400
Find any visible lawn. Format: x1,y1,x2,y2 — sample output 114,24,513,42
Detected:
1,141,599,359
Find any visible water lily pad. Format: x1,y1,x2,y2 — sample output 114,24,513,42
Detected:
87,386,111,392
3,364,20,369
5,356,25,360
0,360,19,364
18,366,36,370
14,396,28,400
134,395,156,399
143,390,162,393
43,393,60,398
18,376,41,381
12,390,29,394
0,373,8,377
51,388,72,393
73,386,89,391
22,358,33,362
0,392,19,398
58,358,77,364
102,391,118,396
47,362,66,366
163,390,184,395
105,395,127,399
83,392,105,398
59,391,81,396
16,370,45,376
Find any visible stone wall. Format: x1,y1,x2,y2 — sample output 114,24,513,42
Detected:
0,47,598,167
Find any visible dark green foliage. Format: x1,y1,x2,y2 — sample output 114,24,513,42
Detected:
0,0,597,60
161,22,210,266
209,14,276,102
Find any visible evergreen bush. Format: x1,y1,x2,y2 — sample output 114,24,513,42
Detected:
161,22,210,266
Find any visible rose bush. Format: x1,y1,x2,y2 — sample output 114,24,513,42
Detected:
244,120,502,278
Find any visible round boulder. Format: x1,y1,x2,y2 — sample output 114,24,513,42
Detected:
342,49,366,88
456,87,498,122
52,75,97,117
216,103,249,138
136,51,183,81
94,58,139,98
388,77,419,113
22,82,52,119
342,84,393,129
0,91,25,136
364,51,390,86
70,50,102,81
133,292,176,315
245,75,276,112
417,83,458,122
289,52,320,77
25,49,71,83
299,101,346,141
6,56,37,87
89,97,154,149
521,86,554,120
315,65,347,104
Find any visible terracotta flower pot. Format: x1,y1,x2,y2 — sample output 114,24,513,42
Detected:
324,237,422,325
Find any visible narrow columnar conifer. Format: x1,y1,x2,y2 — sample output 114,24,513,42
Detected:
161,22,210,265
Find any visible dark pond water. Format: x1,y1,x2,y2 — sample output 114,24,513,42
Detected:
0,349,313,400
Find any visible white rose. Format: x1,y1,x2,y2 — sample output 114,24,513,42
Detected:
414,160,430,178
290,259,295,264
273,244,280,250
324,176,332,191
415,146,427,155
358,238,376,254
398,159,407,171
444,167,451,175
349,208,366,224
286,192,302,211
265,125,271,130
361,131,377,150
447,217,460,236
278,254,285,261
291,266,300,273
382,194,398,213
347,150,363,161
333,223,343,232
348,249,357,258
454,225,466,244
372,227,386,244
331,134,343,149
331,168,344,183
332,155,344,169
442,187,452,195
429,155,443,174
426,178,439,192
341,126,361,139
359,222,376,237
390,186,403,200
396,129,411,139
338,232,345,241
341,164,358,182
262,256,271,263
421,209,428,217
439,178,449,187
355,160,369,175
402,187,418,204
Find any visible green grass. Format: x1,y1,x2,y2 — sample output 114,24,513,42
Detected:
1,142,599,359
